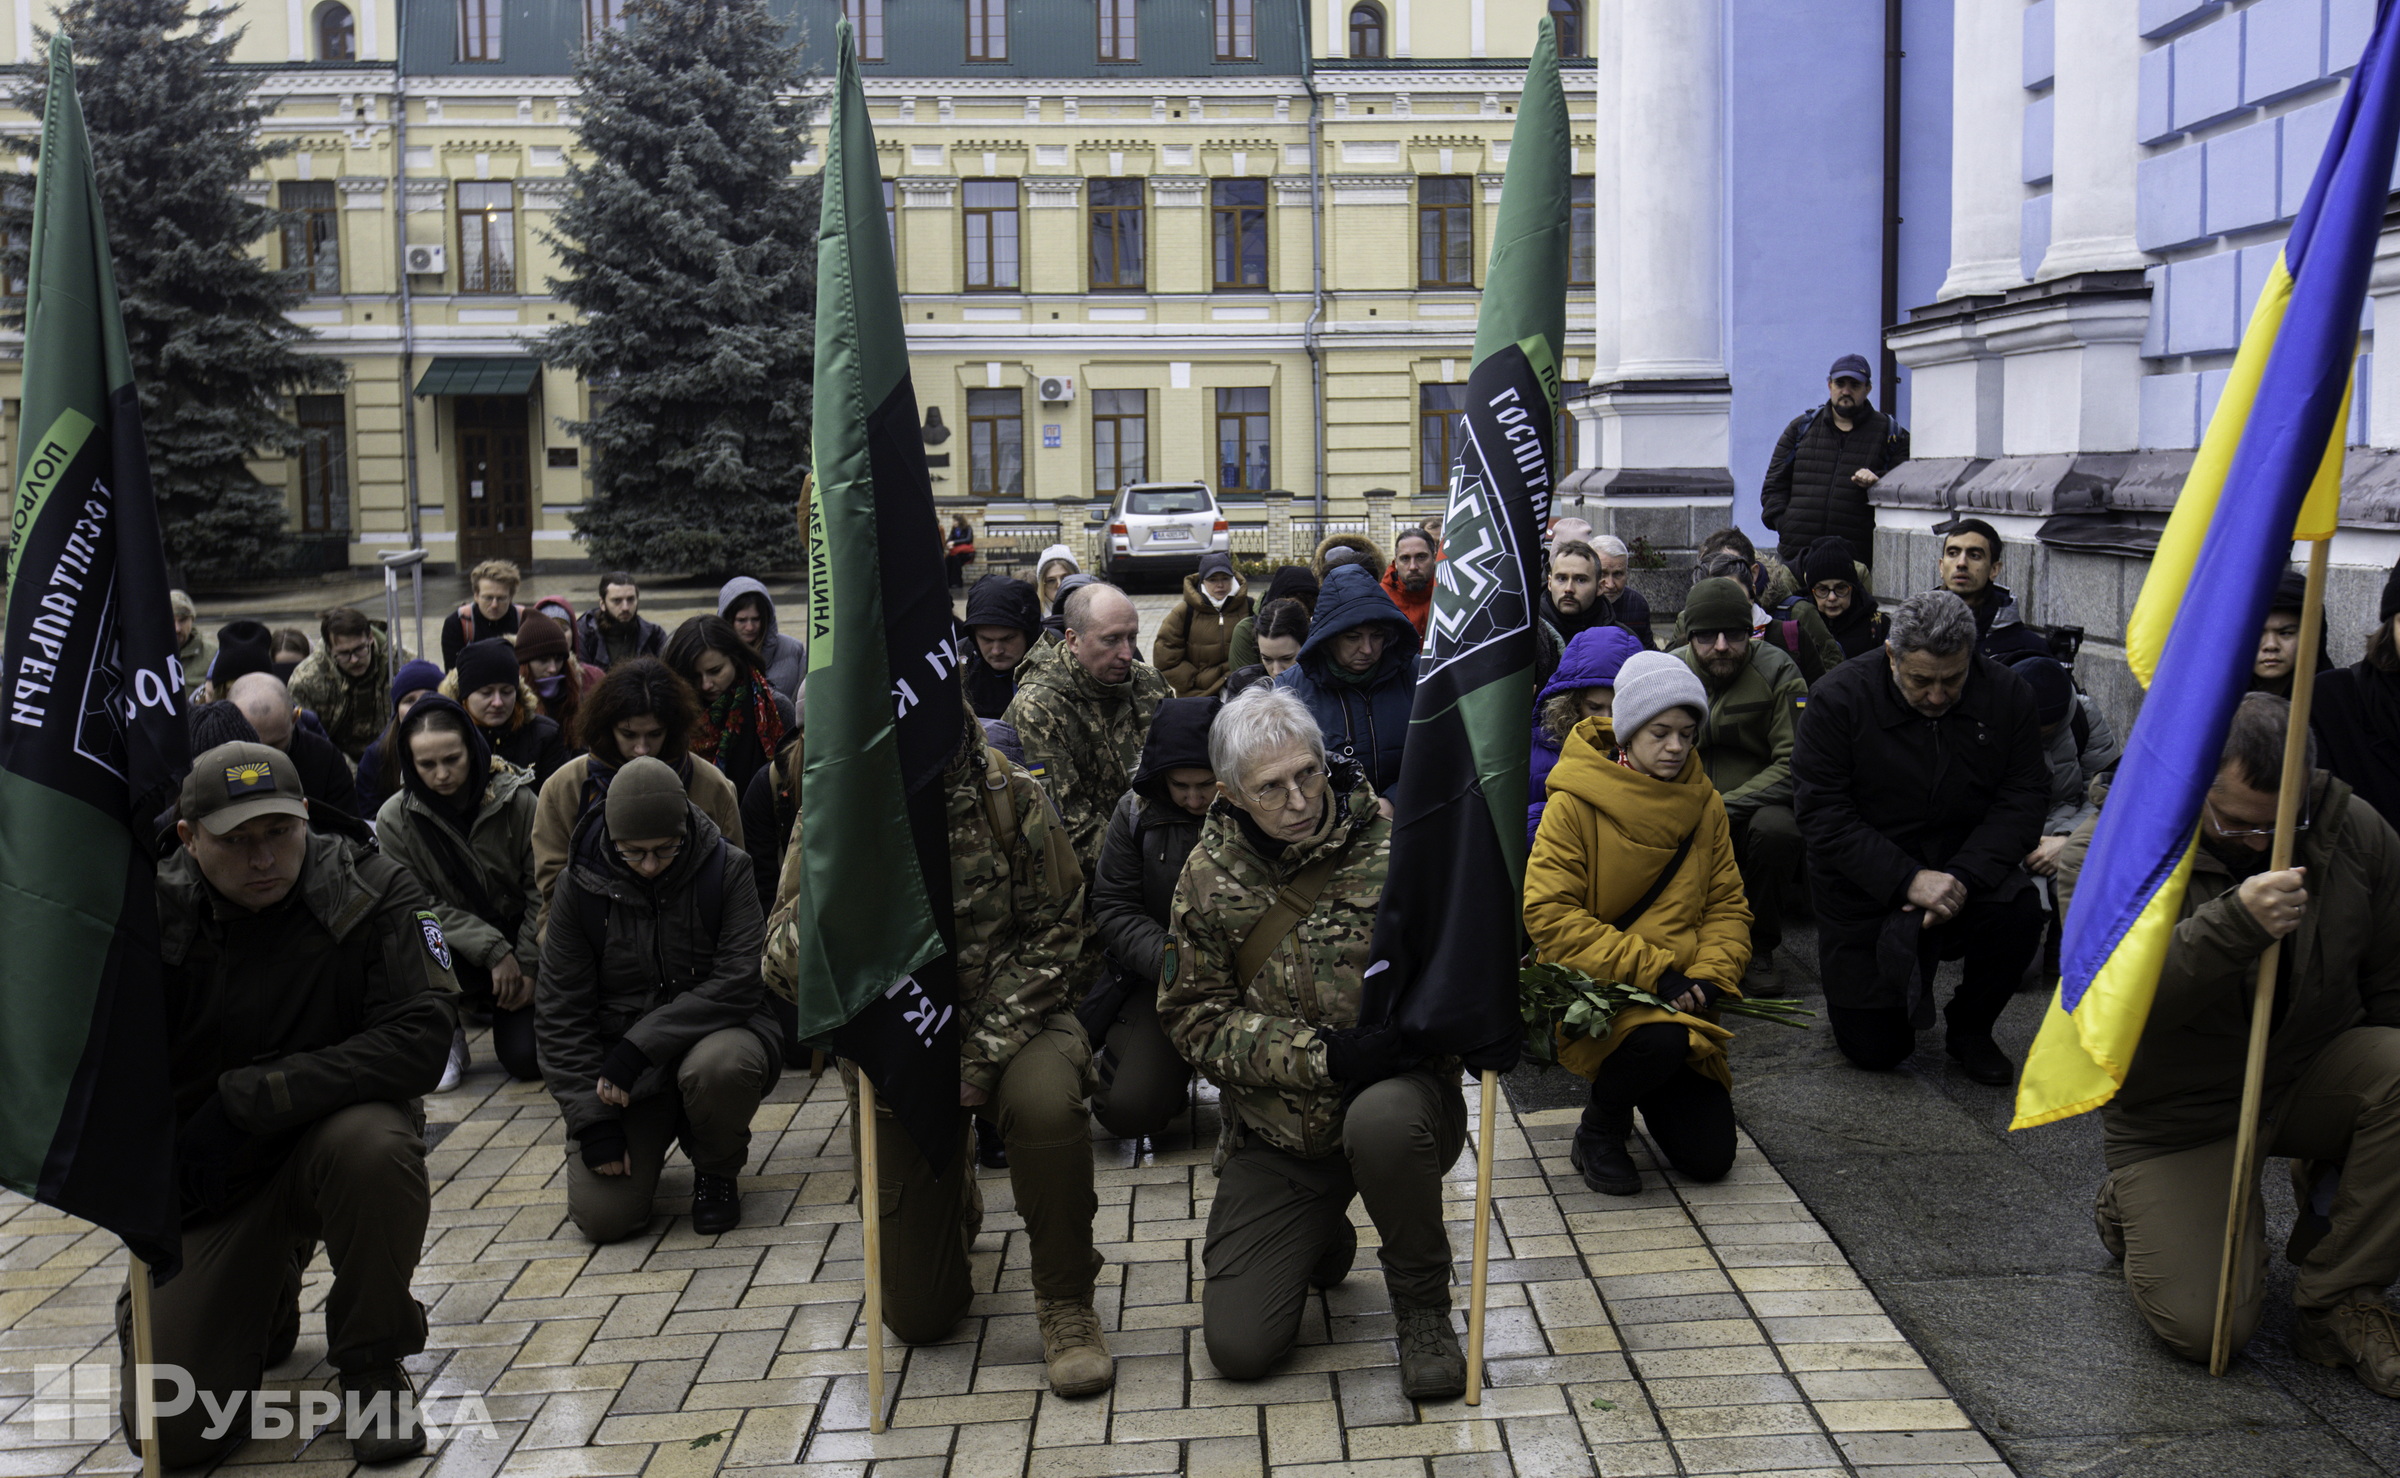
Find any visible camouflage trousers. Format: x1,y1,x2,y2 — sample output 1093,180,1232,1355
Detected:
852,1012,1101,1344
1199,1067,1468,1380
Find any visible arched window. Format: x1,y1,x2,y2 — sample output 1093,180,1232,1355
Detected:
315,1,355,61
1548,0,1583,58
1349,2,1384,59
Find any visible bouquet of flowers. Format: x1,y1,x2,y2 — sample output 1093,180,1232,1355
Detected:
1518,961,1815,1069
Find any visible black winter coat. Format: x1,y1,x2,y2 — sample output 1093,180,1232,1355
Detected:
2314,659,2400,835
1760,403,1909,555
158,833,457,1221
1793,647,2048,928
574,608,666,669
1081,696,1215,1034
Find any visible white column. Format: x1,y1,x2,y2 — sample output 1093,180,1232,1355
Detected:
2037,0,2143,278
1612,0,1723,380
1587,0,1621,380
1939,0,2027,300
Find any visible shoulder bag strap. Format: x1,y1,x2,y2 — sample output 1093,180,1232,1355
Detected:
1234,852,1344,989
1610,826,1699,933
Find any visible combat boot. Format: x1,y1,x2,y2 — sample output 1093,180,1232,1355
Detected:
2293,1292,2400,1397
340,1363,426,1464
1394,1304,1466,1401
1036,1297,1114,1397
1571,1101,1642,1196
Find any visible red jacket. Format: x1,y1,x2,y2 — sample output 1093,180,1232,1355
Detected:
1382,564,1432,637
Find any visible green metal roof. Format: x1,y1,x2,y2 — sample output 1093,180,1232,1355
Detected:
413,356,541,396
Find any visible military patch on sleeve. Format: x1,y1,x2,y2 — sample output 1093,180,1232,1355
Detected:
415,910,453,971
1160,936,1178,989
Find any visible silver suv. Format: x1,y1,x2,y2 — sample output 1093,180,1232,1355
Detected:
1104,481,1229,584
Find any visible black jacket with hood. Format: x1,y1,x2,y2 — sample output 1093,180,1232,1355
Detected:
1274,564,1420,799
962,575,1045,719
1090,698,1216,992
717,577,807,700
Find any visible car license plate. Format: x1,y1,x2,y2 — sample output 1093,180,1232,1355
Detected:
1148,528,1192,544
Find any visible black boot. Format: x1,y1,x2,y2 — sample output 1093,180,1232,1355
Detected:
1570,1100,1642,1196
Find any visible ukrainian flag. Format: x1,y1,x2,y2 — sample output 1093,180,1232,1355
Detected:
2011,1,2400,1131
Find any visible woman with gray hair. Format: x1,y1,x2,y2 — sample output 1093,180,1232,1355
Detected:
1159,685,1469,1399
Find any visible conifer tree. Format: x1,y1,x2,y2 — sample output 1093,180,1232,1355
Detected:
543,0,819,576
12,0,339,582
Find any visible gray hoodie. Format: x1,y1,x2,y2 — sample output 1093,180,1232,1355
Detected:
717,576,808,700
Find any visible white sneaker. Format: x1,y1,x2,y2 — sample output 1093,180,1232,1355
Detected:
436,1025,471,1092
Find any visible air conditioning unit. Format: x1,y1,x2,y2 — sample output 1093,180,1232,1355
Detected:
403,243,446,275
1037,375,1075,404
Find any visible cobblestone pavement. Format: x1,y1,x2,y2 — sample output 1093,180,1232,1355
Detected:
0,1034,2009,1478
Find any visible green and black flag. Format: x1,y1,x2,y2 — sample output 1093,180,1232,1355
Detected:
1362,19,1572,1073
0,37,188,1276
784,20,963,1167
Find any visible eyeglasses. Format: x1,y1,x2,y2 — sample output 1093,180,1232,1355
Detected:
615,840,684,866
2204,793,2310,841
1692,629,1746,648
1811,582,1851,601
1244,765,1328,813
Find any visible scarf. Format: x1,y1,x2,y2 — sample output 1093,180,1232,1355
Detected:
694,679,787,766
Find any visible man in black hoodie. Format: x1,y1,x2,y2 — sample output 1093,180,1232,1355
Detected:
963,575,1045,719
1084,698,1215,1139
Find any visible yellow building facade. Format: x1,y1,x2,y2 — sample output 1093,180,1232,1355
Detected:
0,0,1594,574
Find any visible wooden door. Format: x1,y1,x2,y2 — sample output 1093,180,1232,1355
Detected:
455,396,532,566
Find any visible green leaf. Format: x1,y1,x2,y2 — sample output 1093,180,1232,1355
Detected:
689,1431,728,1450
1590,1398,1616,1411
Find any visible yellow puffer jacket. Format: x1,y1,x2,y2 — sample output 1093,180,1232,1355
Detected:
1524,716,1752,1086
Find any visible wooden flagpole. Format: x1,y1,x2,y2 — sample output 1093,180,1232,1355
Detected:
1464,1068,1498,1405
127,1253,162,1478
856,1072,887,1433
2207,537,2330,1375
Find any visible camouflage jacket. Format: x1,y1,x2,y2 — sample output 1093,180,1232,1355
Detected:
764,732,1085,1093
288,627,409,759
1160,773,1388,1160
1003,653,1169,874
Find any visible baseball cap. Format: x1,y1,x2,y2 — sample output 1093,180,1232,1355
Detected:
1827,353,1873,384
181,741,309,835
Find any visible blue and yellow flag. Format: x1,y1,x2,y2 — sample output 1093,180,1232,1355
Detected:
2012,3,2400,1130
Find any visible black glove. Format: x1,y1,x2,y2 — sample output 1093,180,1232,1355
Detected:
1657,970,1721,1013
1319,1021,1407,1085
175,1096,250,1221
598,1039,652,1093
578,1120,629,1169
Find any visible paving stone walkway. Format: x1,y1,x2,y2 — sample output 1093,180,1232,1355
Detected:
0,1029,2010,1477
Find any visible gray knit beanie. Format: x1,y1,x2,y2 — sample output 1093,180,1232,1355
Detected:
606,755,688,842
1610,650,1710,738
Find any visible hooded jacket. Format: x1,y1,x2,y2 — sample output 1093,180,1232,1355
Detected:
1003,643,1171,873
962,575,1046,719
437,669,569,785
2055,773,2400,1167
1525,716,1751,1087
1091,698,1216,992
1760,400,1909,554
536,802,779,1142
1153,571,1255,697
532,752,744,939
717,577,808,700
158,831,457,1219
1381,563,1433,638
1275,564,1420,799
1529,625,1646,843
1161,767,1390,1159
1311,532,1384,584
288,626,409,760
375,700,544,982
